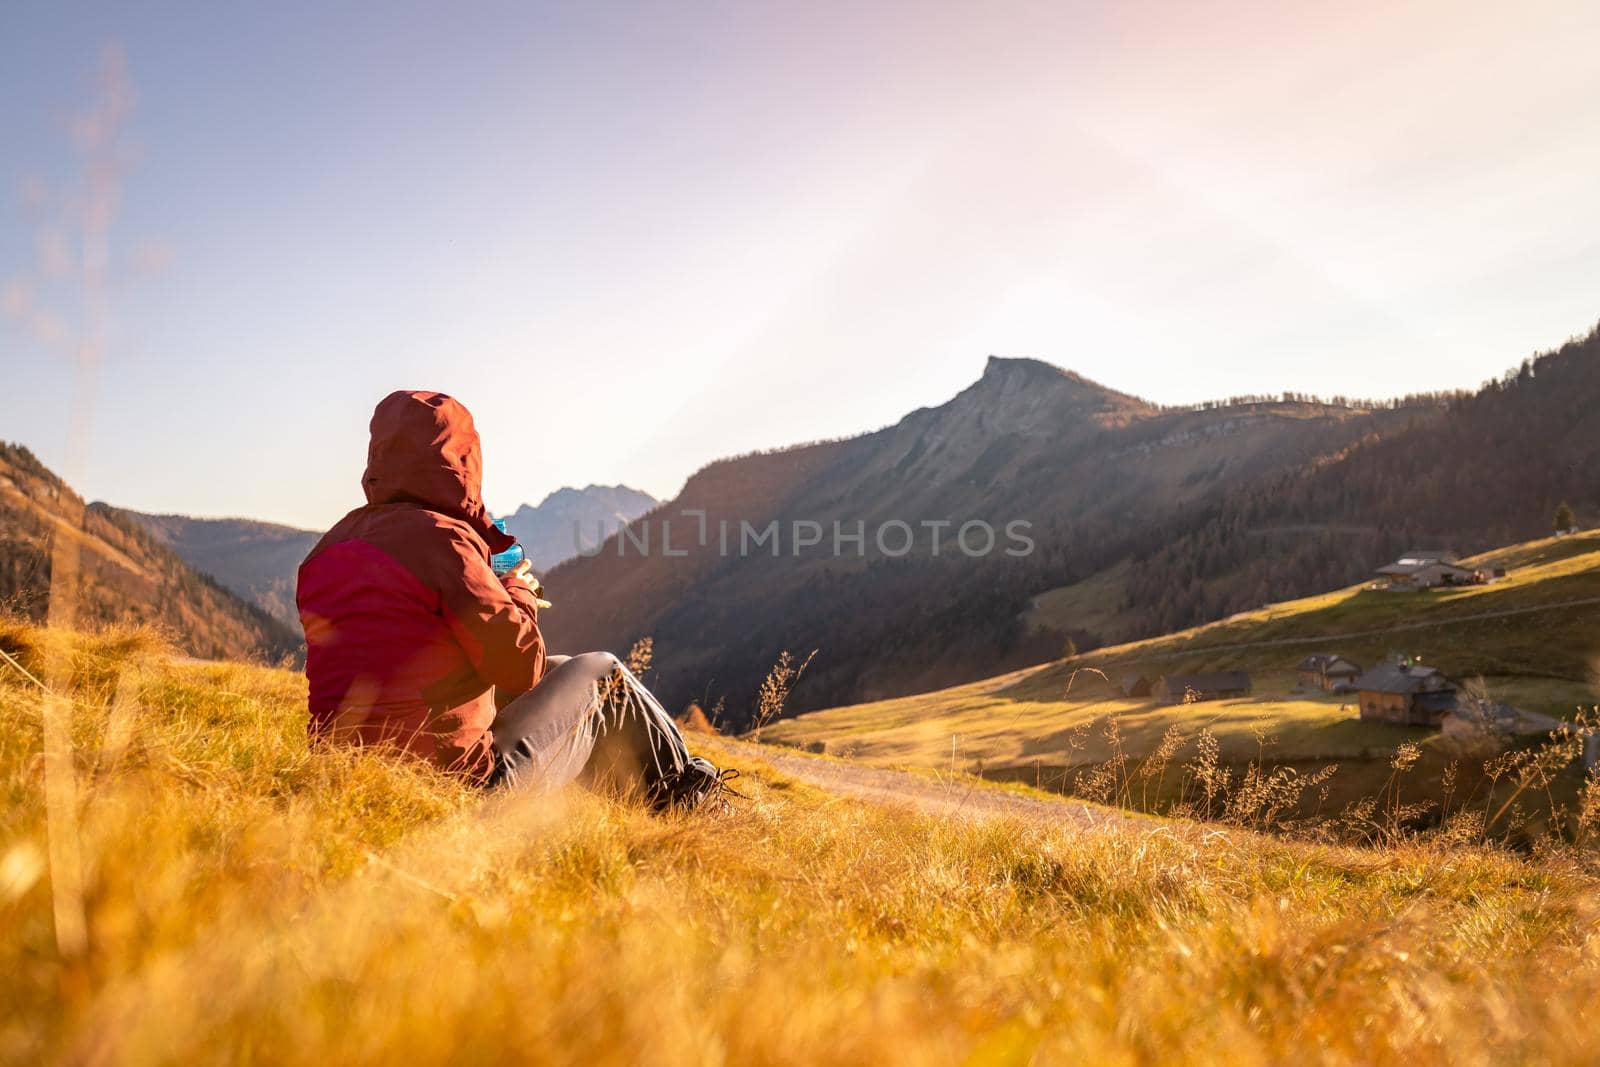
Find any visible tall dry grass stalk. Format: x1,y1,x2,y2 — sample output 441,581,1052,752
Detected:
624,636,654,679
41,499,88,967
7,49,147,982
749,648,817,742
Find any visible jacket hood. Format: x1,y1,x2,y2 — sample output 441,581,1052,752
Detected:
361,391,514,553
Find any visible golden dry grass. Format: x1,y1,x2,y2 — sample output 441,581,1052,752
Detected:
5,620,1600,1065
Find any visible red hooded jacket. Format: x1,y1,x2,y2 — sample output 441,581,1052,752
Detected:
297,391,546,780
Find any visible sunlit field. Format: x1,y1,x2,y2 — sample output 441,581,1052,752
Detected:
6,620,1600,1066
767,531,1600,827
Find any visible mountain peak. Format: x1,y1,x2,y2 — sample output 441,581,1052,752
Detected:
499,484,659,569
981,354,1064,379
970,355,1153,416
503,484,657,520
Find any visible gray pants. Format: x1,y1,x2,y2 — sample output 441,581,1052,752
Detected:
488,652,690,797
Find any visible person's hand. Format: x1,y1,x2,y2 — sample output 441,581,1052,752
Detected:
503,560,539,591
503,560,552,608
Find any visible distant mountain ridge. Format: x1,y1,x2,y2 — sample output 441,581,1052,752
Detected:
128,513,321,630
498,484,659,571
0,444,299,663
121,483,659,631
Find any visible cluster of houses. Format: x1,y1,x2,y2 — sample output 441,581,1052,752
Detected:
1118,652,1460,728
1114,653,1597,773
1109,550,1511,710
1294,652,1457,726
1115,652,1600,774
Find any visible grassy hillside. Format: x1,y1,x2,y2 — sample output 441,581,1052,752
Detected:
0,444,301,664
1036,528,1600,695
766,530,1600,824
5,619,1600,1064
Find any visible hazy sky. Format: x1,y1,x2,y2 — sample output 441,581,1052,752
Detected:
4,1,1599,530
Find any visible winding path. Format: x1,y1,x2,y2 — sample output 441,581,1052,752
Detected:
719,738,1141,826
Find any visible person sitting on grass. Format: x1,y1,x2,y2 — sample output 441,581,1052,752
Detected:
296,389,731,811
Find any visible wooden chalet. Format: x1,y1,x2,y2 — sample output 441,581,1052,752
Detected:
1375,550,1476,591
1120,673,1153,698
1155,671,1252,705
1354,663,1457,726
1297,653,1362,692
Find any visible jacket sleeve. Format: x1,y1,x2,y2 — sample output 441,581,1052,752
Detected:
436,526,547,700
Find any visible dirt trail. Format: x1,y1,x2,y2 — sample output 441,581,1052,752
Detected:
723,739,1139,827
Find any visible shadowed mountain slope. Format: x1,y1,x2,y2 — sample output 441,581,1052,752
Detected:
0,444,300,663
129,512,320,630
542,356,1434,725
1121,323,1600,634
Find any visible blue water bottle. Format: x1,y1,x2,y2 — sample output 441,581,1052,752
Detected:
489,518,526,576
